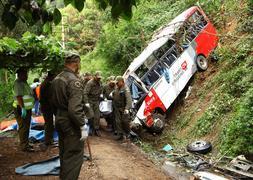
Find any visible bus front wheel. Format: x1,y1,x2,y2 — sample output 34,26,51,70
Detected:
196,55,208,71
150,113,165,133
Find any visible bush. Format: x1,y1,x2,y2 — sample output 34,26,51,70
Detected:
220,87,253,155
0,73,15,117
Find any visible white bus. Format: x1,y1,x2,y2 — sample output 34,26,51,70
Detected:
123,6,218,133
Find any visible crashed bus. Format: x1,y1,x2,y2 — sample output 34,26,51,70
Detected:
123,6,218,133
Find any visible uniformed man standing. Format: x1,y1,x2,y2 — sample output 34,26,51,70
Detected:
83,71,103,137
51,53,86,180
82,72,92,88
13,68,35,152
112,76,132,141
40,71,55,147
103,76,116,131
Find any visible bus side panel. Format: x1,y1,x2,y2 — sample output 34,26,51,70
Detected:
195,23,218,57
153,76,177,110
160,45,197,109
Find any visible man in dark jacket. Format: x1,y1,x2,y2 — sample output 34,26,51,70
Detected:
83,71,103,137
103,76,116,131
112,76,132,141
51,53,86,180
40,71,55,147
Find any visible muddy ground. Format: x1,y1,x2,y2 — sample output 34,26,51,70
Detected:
0,130,170,180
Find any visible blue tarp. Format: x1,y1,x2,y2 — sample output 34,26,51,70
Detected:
29,129,58,142
15,156,60,176
1,117,58,142
15,156,89,176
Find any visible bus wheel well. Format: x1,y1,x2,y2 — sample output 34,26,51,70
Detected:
196,54,208,71
153,108,165,116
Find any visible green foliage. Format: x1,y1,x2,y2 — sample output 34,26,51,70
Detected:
220,87,253,156
0,0,137,30
53,3,104,54
0,32,64,71
0,72,15,117
82,0,185,74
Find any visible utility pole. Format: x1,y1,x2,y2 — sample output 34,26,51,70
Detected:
61,16,65,49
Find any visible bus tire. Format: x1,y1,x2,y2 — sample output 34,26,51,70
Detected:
186,140,212,154
196,55,208,71
150,113,165,133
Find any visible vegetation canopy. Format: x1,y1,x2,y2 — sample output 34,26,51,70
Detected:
0,0,138,30
0,31,64,71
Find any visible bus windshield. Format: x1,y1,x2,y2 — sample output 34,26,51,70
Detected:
126,75,146,100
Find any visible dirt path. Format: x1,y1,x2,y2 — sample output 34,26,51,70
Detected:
0,130,170,180
81,132,169,180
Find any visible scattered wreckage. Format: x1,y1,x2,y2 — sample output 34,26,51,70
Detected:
161,141,253,180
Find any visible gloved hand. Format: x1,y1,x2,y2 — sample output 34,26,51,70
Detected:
109,91,114,99
80,124,89,141
84,117,88,124
124,109,129,114
99,94,104,101
85,103,90,108
21,108,27,119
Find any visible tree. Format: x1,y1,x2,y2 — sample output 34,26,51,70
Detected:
0,0,138,30
0,32,64,71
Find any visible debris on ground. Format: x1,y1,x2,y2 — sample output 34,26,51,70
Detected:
162,144,173,152
186,140,212,154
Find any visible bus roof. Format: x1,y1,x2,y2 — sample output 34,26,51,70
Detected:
124,6,199,76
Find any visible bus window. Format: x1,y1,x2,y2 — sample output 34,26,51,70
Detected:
135,64,148,78
144,54,157,69
154,39,175,59
126,76,146,100
135,54,157,77
142,69,160,88
160,45,177,67
154,63,170,83
191,11,207,33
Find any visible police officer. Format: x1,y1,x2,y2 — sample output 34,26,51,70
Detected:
83,71,103,137
13,68,35,152
51,53,86,180
112,76,132,141
40,71,55,147
82,72,92,88
103,76,116,131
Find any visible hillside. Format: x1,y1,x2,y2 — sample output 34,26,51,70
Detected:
80,0,253,156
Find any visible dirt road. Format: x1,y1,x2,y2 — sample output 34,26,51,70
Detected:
81,132,169,179
0,130,170,180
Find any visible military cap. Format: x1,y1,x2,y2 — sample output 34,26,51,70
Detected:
115,76,124,82
64,52,80,63
83,72,91,77
94,71,102,78
107,76,115,81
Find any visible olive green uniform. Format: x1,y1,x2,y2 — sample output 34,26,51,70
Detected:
13,79,34,150
103,83,115,127
51,68,85,180
83,79,102,130
40,78,54,145
113,86,132,135
82,79,89,88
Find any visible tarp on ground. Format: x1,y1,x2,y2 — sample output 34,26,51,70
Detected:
0,116,45,131
15,156,60,176
0,116,58,142
15,156,89,176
